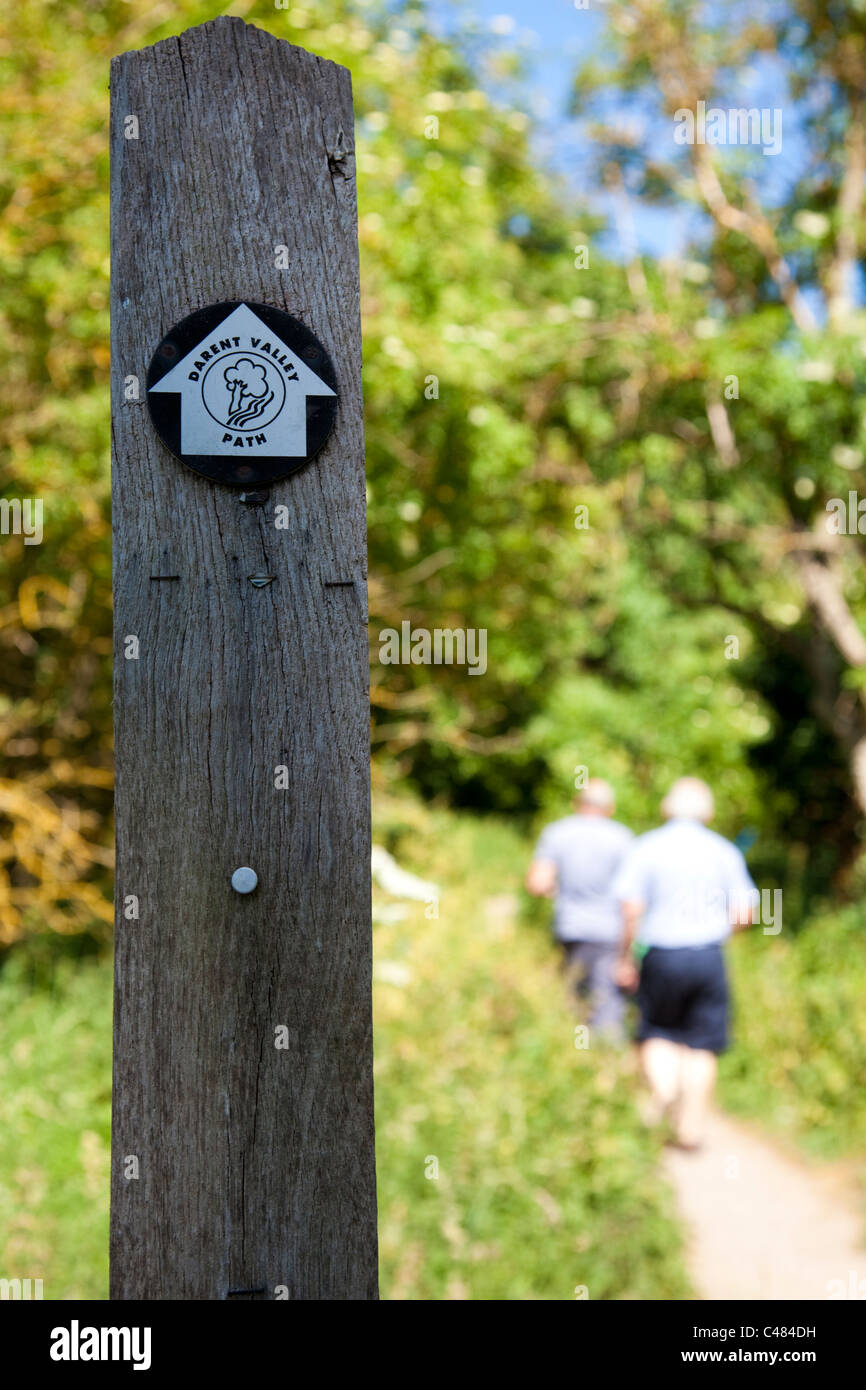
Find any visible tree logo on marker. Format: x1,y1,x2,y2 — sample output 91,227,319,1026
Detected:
201,352,286,432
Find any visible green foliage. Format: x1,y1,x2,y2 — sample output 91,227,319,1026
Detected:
721,904,866,1158
563,0,866,891
0,946,112,1299
1,0,825,940
373,792,690,1299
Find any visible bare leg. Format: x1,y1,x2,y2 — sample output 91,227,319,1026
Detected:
675,1048,717,1147
639,1037,683,1123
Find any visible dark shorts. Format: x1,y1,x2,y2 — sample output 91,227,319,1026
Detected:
636,943,729,1054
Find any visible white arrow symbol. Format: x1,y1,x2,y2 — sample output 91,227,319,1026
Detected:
149,303,335,458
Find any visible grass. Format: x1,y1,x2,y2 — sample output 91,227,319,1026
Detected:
0,944,112,1300
721,904,866,1161
372,792,689,1299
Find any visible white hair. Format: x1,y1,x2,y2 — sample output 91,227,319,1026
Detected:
661,777,714,823
578,778,616,813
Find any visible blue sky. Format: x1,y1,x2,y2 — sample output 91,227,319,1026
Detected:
427,0,602,137
424,1,813,264
426,0,690,256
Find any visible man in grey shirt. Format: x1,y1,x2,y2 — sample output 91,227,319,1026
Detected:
527,778,634,1038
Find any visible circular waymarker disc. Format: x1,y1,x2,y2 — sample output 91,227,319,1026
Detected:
146,301,338,487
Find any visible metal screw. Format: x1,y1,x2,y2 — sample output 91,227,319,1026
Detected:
231,866,258,894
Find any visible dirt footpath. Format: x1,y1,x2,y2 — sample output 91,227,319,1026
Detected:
664,1110,866,1300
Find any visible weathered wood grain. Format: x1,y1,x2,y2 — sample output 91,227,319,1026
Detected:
109,16,377,1300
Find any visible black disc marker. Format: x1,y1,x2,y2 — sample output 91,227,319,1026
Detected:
146,301,338,487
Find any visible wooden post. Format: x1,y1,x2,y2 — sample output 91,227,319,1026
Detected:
109,16,377,1300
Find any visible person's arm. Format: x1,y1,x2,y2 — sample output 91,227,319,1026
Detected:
728,852,759,932
526,857,557,898
729,889,759,932
615,899,644,990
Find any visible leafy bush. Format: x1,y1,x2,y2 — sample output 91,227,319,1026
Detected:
721,906,866,1159
372,793,690,1299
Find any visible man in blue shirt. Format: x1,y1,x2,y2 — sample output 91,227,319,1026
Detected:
612,777,757,1149
527,779,634,1039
